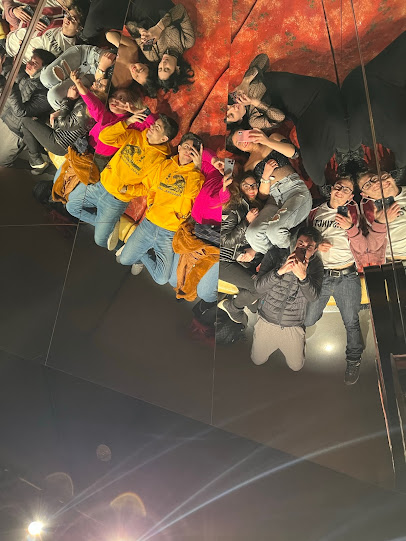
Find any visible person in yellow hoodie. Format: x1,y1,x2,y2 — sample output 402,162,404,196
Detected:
65,113,178,249
117,133,205,284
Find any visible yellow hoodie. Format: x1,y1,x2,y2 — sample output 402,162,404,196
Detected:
146,156,204,232
98,121,171,202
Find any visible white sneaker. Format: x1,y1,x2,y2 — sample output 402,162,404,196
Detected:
107,221,120,251
115,244,124,263
131,263,144,276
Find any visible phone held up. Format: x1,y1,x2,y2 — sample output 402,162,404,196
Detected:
143,39,154,51
295,247,306,263
224,158,235,176
236,130,252,143
374,196,395,212
337,205,349,217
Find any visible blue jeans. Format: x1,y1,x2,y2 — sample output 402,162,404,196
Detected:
119,218,175,285
169,254,219,302
304,271,363,361
246,172,312,252
40,45,102,110
66,182,128,248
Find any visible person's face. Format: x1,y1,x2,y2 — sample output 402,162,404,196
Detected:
146,119,168,145
90,78,109,93
329,178,353,208
240,177,258,200
25,54,43,77
358,171,398,200
231,131,254,153
226,103,245,123
130,63,149,85
295,235,318,260
62,9,81,37
108,91,130,115
178,140,195,166
158,54,178,81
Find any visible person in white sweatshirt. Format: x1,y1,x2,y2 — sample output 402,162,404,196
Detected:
5,3,84,62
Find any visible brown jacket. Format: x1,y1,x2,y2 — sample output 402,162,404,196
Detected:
52,148,99,204
172,220,219,302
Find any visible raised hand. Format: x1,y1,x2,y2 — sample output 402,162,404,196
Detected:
318,240,333,252
13,6,32,23
237,247,256,262
335,213,354,230
211,157,225,174
375,202,401,224
262,159,279,180
246,208,259,223
189,144,203,170
222,172,233,191
98,52,116,71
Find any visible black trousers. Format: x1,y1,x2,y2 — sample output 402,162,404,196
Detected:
341,31,406,167
21,117,67,157
219,260,259,308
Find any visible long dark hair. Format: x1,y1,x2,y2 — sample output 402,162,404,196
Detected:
132,61,160,98
159,56,194,93
223,171,260,210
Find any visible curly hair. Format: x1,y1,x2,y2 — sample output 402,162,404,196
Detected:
223,170,258,210
158,57,194,94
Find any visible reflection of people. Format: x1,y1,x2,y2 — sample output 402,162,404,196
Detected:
228,55,349,187
40,45,116,110
66,115,177,249
5,4,85,61
342,31,406,172
217,171,268,324
0,49,55,167
228,127,312,251
251,226,323,371
117,133,204,285
127,2,195,93
357,170,405,260
306,177,365,385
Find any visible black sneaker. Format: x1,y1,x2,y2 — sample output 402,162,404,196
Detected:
344,360,361,385
218,298,247,324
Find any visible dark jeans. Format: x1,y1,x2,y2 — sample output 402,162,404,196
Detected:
219,260,258,308
304,271,363,361
21,117,66,157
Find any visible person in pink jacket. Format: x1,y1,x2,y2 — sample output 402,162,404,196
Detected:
70,70,157,171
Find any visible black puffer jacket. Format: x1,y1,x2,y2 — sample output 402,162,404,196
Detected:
254,247,324,327
220,199,251,262
1,68,51,136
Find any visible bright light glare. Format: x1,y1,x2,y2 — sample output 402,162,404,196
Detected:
324,343,334,352
28,522,44,536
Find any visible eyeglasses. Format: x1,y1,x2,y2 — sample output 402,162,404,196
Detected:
241,182,258,190
64,12,79,24
360,172,391,191
332,183,353,195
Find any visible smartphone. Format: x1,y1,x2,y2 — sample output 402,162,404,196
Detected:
236,130,252,143
39,15,51,27
295,247,306,263
193,140,202,152
229,91,239,103
143,39,154,52
22,5,35,16
374,196,395,211
142,107,151,116
224,158,235,176
337,205,348,217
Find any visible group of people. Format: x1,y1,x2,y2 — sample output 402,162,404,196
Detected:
0,0,405,385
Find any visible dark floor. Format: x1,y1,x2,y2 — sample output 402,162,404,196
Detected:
0,164,395,495
1,351,406,541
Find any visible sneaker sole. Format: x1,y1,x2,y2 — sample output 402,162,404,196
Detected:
217,299,245,324
107,222,120,251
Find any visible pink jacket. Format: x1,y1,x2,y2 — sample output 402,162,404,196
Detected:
191,148,230,225
82,91,156,156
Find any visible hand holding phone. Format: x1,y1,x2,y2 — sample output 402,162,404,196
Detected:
337,205,348,217
236,130,252,143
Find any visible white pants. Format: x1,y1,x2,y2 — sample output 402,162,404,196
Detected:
251,317,306,371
